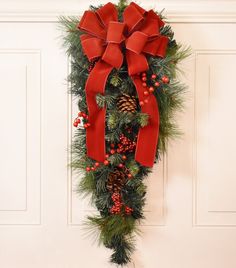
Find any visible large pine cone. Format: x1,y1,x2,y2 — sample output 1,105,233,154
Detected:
107,169,127,192
117,94,137,113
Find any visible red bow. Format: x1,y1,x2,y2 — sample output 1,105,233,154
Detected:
78,2,168,167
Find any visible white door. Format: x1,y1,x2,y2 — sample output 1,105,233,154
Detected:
1,1,236,268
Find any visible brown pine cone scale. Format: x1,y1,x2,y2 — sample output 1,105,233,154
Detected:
117,94,137,113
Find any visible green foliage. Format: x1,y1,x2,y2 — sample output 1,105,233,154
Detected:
88,215,137,243
108,153,123,166
126,160,140,177
60,0,190,265
96,93,117,109
87,214,137,264
110,72,123,87
137,112,149,127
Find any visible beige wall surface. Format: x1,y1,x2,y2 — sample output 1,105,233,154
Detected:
0,1,236,267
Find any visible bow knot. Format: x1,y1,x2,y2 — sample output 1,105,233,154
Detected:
106,22,125,44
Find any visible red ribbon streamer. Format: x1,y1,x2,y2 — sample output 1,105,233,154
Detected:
78,2,168,167
132,76,159,167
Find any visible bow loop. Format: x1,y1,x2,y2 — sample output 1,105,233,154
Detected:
123,4,144,33
126,31,148,54
96,2,118,27
78,11,106,39
139,11,161,36
80,34,105,61
143,36,169,57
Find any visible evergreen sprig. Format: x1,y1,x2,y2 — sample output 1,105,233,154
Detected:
60,0,190,265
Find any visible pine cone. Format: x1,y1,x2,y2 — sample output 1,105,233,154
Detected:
117,94,137,113
107,169,127,192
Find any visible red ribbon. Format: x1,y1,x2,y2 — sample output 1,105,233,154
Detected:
78,2,168,167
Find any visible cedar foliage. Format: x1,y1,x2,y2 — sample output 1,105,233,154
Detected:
60,0,190,265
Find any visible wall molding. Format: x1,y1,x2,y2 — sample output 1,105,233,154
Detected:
193,50,236,227
0,49,41,225
0,1,236,22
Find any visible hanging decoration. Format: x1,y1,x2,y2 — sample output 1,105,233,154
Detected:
60,0,190,265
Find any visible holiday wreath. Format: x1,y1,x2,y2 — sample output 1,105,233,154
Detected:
61,0,190,265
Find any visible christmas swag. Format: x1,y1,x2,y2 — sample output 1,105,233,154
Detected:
61,0,189,265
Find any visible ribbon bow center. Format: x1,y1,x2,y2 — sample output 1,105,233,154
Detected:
106,21,125,44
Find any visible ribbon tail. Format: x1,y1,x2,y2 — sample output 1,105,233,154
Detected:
85,60,113,162
132,76,160,167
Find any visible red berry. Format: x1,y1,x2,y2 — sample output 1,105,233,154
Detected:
87,123,91,127
142,82,147,87
76,118,81,124
142,77,147,82
105,154,110,159
118,163,124,168
151,74,157,79
110,149,116,154
104,160,109,165
78,112,83,117
82,112,87,118
73,122,78,127
162,76,169,84
95,162,100,167
144,91,149,96
142,72,146,77
155,81,160,87
110,143,115,148
91,167,95,171
139,101,144,106
86,167,91,172
128,173,132,179
84,123,88,129
148,87,154,93
122,155,127,160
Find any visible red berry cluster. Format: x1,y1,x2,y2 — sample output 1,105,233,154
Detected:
104,153,110,166
117,134,137,154
85,141,133,177
104,147,133,178
73,116,81,128
162,75,170,84
110,193,133,216
73,111,91,129
86,155,110,172
139,72,170,107
110,193,122,214
117,163,133,179
125,206,133,215
86,162,100,172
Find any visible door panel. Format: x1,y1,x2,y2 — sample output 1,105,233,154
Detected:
0,16,236,268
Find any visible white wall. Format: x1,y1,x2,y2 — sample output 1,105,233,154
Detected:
1,1,236,268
